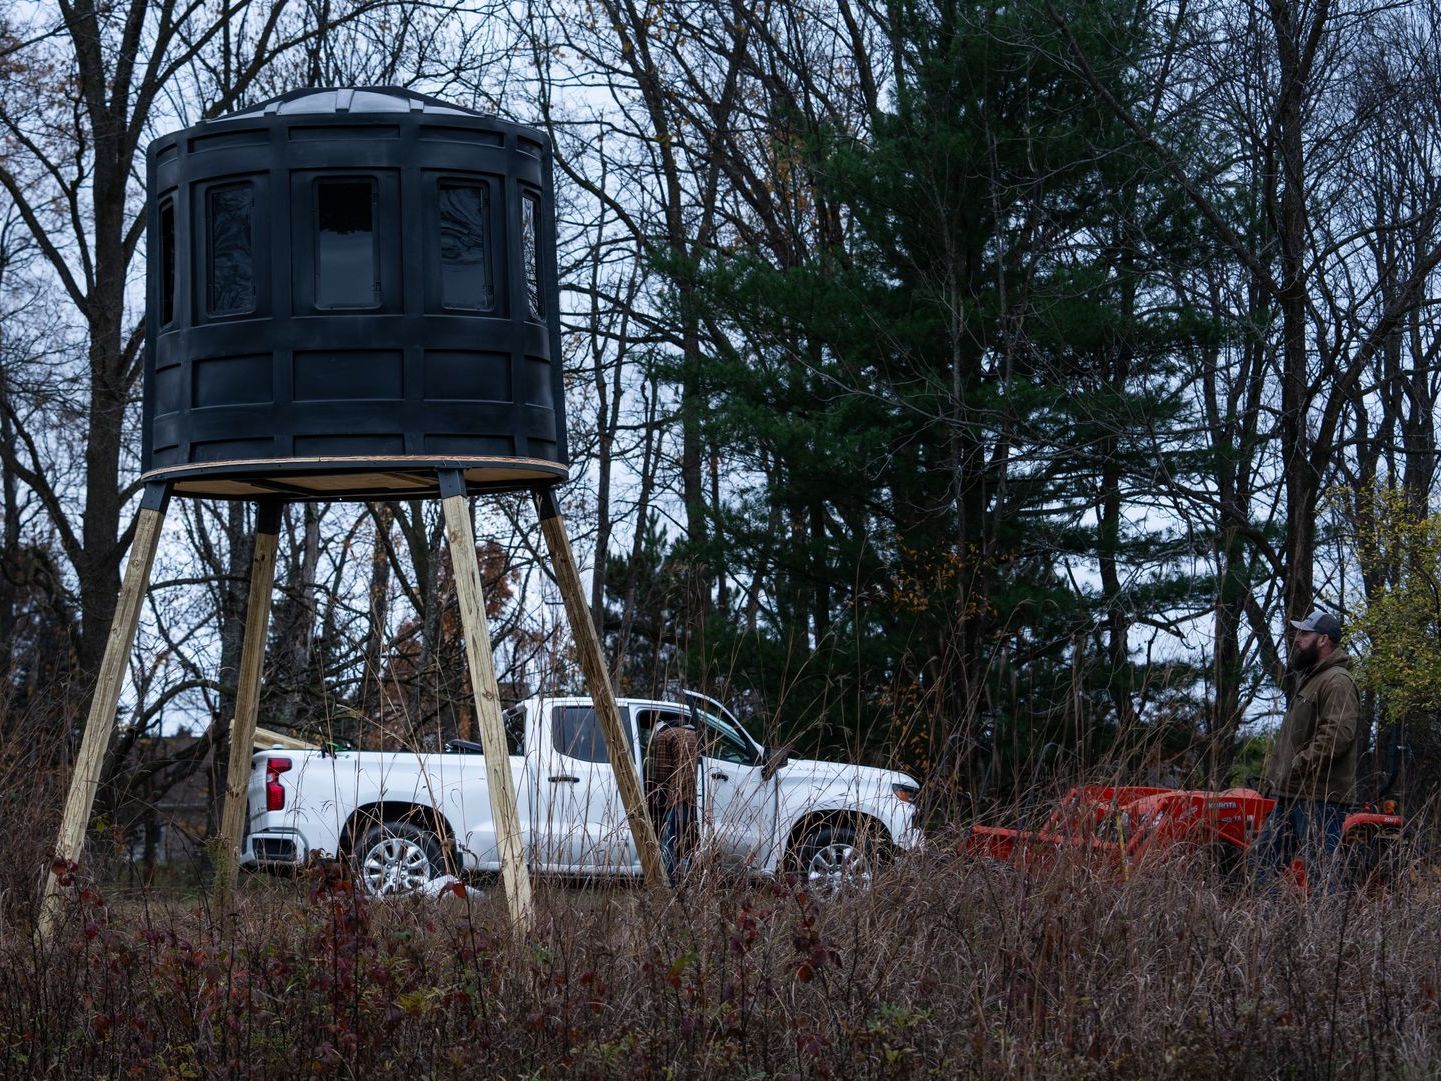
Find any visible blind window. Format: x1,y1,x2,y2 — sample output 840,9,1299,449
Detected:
316,178,378,308
207,183,255,316
439,182,494,311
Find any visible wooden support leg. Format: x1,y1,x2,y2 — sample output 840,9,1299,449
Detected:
212,501,284,913
40,482,171,941
534,487,667,891
439,471,534,934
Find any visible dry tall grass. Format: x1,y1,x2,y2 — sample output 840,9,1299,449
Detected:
5,841,1440,1079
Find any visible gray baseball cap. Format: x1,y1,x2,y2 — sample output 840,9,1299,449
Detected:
1289,609,1341,642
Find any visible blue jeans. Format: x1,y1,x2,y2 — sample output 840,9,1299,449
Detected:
1249,797,1346,892
660,802,696,882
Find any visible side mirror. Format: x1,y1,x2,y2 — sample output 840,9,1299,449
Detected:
761,746,792,782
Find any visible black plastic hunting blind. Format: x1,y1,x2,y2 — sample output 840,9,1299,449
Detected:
42,88,666,941
141,86,567,499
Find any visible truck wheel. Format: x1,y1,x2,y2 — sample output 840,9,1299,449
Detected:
795,823,881,899
354,820,444,897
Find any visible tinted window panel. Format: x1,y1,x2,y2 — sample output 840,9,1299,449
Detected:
439,183,493,310
695,706,758,765
522,192,543,319
316,179,377,308
706,724,754,765
160,201,176,325
552,705,632,764
208,183,255,315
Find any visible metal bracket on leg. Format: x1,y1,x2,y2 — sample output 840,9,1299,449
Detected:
139,481,171,515
438,469,467,502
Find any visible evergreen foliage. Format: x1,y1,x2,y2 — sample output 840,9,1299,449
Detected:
1352,487,1441,724
673,0,1220,786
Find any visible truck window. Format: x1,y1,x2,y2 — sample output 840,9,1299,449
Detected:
552,705,633,764
694,706,759,766
636,708,686,762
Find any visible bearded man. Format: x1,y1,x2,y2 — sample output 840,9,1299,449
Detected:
1249,609,1359,889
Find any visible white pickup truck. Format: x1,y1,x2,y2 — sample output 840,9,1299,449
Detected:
243,691,922,895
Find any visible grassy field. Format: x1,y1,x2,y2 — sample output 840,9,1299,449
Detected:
2,842,1439,1079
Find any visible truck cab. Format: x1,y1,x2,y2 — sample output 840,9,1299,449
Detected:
244,691,922,896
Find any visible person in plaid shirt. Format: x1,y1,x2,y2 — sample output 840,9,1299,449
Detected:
650,717,701,880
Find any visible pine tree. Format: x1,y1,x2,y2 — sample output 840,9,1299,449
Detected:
684,0,1219,788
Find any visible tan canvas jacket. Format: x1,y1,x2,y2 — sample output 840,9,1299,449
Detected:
1265,651,1359,803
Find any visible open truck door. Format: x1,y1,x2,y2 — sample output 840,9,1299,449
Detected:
687,691,778,873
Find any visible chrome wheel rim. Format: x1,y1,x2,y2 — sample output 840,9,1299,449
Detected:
806,841,871,898
361,836,433,895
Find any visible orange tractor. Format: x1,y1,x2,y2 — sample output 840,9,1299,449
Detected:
963,785,1404,888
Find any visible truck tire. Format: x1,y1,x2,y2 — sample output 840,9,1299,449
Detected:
354,820,445,897
795,823,881,899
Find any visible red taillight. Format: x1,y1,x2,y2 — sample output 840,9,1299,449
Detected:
265,757,292,812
